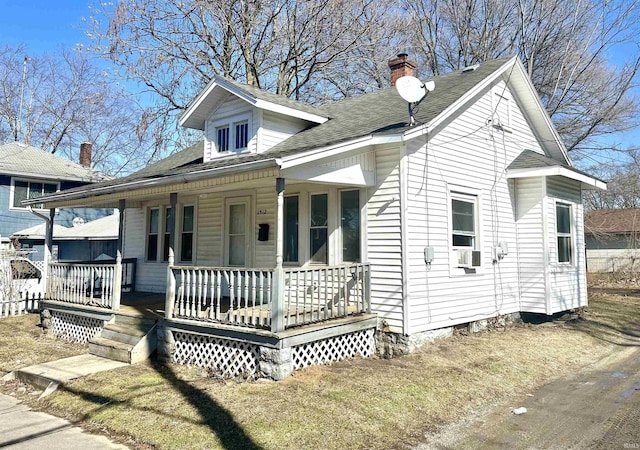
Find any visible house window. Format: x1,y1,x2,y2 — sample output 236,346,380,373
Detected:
452,195,477,248
310,193,328,264
163,207,172,262
284,196,299,263
556,203,572,263
235,122,248,150
181,205,194,262
12,179,57,209
217,126,229,152
147,208,159,261
340,190,360,262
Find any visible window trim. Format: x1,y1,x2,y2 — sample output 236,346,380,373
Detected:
10,177,59,211
283,194,300,265
555,201,574,265
146,207,160,262
180,204,196,263
339,188,361,263
209,113,252,155
309,191,329,265
447,186,484,274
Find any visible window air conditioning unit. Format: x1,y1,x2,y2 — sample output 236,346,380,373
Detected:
457,249,481,268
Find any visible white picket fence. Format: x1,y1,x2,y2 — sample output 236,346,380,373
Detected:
0,250,43,318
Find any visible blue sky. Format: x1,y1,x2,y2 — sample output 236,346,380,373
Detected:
0,1,91,52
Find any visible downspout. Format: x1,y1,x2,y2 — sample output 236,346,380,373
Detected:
399,142,410,335
27,206,53,297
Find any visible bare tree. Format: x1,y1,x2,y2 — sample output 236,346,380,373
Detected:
403,0,640,156
0,45,182,175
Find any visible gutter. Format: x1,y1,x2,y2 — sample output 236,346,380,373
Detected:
22,158,280,206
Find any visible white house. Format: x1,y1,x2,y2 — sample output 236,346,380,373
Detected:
26,55,605,379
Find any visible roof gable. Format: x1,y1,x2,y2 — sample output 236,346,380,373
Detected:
179,75,329,130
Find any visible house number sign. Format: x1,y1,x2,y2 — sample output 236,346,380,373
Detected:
257,209,267,215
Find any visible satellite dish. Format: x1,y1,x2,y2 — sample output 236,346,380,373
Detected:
396,76,427,103
395,76,435,126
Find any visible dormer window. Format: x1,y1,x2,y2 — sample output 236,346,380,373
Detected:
208,112,252,156
217,126,230,152
235,121,248,150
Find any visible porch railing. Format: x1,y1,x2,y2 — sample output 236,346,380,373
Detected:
46,258,136,310
166,263,370,331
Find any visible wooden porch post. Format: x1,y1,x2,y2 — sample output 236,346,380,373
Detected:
165,193,178,319
112,199,126,311
43,208,55,298
271,178,286,332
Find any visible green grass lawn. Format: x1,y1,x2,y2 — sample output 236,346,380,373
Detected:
1,286,638,450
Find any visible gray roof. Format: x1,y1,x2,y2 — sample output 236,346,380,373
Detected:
507,149,604,182
0,142,110,182
12,213,118,240
31,56,546,203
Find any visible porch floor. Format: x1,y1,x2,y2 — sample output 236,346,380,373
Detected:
119,291,166,319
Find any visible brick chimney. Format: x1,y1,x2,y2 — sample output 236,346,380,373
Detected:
388,53,417,86
79,142,92,167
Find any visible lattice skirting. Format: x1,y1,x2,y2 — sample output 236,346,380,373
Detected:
292,328,376,370
173,332,260,378
51,311,104,344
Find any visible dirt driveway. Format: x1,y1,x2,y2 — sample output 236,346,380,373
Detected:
420,339,640,449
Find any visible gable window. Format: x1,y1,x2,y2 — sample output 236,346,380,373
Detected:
284,196,299,263
340,190,360,262
12,179,57,209
310,193,328,264
556,203,572,263
181,205,194,262
147,208,159,261
235,122,248,150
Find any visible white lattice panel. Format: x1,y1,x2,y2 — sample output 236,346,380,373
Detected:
173,332,260,378
51,311,103,344
292,328,375,370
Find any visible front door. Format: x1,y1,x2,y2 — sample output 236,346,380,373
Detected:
224,196,251,267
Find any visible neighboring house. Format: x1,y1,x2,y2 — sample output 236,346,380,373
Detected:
26,55,604,379
585,208,640,273
0,142,113,250
11,213,119,262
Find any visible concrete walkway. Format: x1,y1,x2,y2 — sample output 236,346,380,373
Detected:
0,393,128,449
10,354,128,391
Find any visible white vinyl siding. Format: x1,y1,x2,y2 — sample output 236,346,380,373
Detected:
404,81,536,333
123,208,167,293
367,144,404,333
260,111,309,152
196,195,223,266
546,177,587,312
514,177,547,313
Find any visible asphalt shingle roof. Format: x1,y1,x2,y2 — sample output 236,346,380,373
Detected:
507,149,604,183
31,57,530,202
0,142,110,182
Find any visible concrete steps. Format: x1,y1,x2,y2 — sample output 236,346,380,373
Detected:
88,315,157,364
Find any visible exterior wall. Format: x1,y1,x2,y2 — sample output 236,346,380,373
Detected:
0,176,111,240
203,97,258,161
260,111,309,152
123,207,167,293
404,80,548,333
545,177,587,312
514,177,547,313
366,144,404,333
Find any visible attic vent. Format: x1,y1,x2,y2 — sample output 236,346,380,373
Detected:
462,64,480,73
